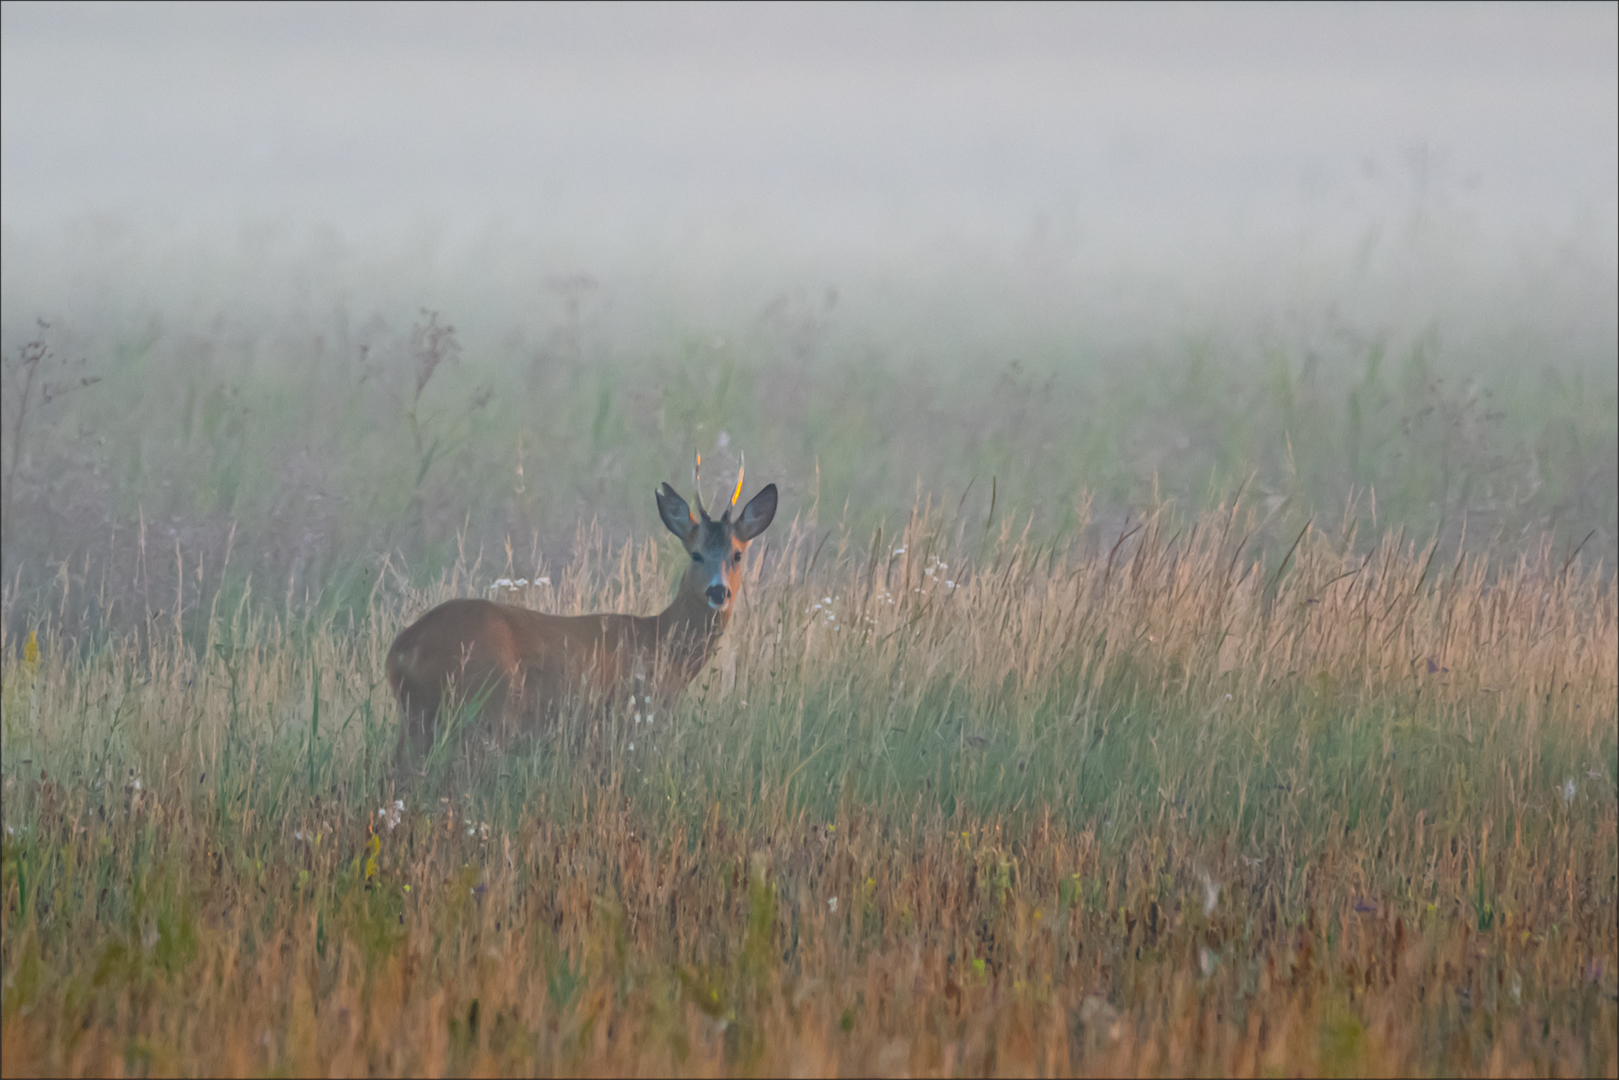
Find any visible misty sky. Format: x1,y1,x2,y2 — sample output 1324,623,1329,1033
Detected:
3,1,1615,263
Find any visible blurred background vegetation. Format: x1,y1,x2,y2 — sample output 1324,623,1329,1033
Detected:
3,204,1613,638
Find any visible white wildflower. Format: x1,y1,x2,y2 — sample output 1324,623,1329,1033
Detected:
828,896,838,913
1560,778,1577,806
377,799,404,832
1198,869,1220,916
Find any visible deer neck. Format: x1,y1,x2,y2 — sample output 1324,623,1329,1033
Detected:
654,570,730,679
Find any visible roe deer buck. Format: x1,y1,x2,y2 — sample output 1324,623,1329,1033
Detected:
388,456,776,763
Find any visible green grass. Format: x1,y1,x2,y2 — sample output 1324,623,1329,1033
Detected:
1,501,1613,1075
1,230,1614,1073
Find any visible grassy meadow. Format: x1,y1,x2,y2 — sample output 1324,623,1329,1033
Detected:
2,229,1617,1075
1,496,1615,1075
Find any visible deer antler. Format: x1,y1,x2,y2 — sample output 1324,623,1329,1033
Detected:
692,453,711,522
721,452,745,521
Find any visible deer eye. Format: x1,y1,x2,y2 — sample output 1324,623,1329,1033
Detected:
732,551,742,564
691,550,703,562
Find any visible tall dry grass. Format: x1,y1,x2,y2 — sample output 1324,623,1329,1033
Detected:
2,498,1615,1076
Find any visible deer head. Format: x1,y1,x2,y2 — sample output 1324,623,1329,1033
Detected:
655,453,777,614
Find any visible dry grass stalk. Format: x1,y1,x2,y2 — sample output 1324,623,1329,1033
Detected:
1,500,1614,1076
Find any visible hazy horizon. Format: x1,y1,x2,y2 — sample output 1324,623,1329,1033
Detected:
3,3,1614,257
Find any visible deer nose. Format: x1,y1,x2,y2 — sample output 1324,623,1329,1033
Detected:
706,584,730,607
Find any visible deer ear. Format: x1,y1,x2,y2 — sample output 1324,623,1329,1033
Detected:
733,483,777,542
656,483,697,542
